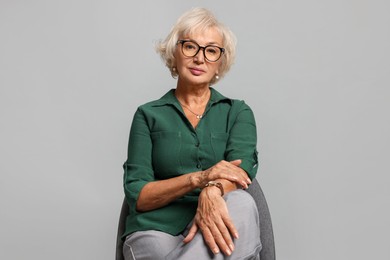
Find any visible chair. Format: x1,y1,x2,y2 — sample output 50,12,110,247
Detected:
115,178,275,260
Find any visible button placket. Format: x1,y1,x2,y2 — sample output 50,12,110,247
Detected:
193,133,201,169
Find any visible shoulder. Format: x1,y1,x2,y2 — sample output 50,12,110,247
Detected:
230,99,251,110
223,97,254,116
228,99,255,123
136,89,176,112
211,88,252,111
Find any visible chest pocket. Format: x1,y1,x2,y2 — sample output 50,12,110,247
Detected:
211,133,229,162
151,131,182,178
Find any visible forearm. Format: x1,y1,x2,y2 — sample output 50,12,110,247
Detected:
136,171,203,212
136,160,251,211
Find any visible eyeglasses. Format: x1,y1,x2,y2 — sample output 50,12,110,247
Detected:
177,40,225,62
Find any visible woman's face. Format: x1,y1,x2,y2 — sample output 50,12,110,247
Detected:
175,27,223,87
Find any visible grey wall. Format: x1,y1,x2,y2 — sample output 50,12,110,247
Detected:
1,1,389,259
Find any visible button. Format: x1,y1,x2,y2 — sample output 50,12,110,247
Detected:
195,142,200,147
196,163,202,169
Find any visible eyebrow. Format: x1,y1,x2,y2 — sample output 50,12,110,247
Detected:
185,38,222,46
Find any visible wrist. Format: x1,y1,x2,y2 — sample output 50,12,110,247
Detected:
203,181,224,196
191,171,209,189
214,179,239,194
200,185,222,198
189,171,207,189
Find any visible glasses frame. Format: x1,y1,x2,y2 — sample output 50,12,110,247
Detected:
177,40,225,62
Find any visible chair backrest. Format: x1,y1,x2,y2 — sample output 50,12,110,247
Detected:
116,198,129,260
115,178,275,260
246,178,276,260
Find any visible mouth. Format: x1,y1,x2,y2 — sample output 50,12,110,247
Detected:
189,67,205,76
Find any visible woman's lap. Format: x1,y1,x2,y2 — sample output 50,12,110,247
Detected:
123,190,261,260
123,230,184,260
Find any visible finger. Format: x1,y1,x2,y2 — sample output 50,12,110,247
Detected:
226,168,251,189
223,215,239,239
200,225,220,255
183,223,198,244
214,219,235,254
229,159,242,166
220,173,239,183
210,160,251,188
209,222,233,256
229,164,252,187
214,169,249,189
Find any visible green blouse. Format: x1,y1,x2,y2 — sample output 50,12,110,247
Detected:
122,88,258,239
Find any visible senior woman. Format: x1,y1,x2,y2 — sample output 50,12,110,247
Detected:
122,8,261,260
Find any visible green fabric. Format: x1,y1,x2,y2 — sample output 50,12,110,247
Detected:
122,87,258,239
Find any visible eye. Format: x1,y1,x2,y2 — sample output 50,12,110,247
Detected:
184,42,197,50
206,47,219,55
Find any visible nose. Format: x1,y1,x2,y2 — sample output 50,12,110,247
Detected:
193,47,205,63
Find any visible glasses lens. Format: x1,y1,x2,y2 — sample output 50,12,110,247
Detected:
204,46,221,62
180,41,223,62
182,41,199,57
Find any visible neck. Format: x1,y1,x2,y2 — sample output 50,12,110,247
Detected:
175,83,211,106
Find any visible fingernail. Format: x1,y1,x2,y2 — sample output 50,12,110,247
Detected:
213,248,220,254
247,178,252,184
235,232,239,239
229,244,235,251
226,249,232,255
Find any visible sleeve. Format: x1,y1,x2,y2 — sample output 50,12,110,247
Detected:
123,107,154,207
225,101,259,180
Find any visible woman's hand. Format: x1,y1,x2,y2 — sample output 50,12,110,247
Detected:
183,187,238,256
192,159,251,189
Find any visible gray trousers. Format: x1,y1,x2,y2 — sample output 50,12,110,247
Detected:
123,190,262,260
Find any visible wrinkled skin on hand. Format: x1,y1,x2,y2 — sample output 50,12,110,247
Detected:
193,160,251,189
183,186,239,256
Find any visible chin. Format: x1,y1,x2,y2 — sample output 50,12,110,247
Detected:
183,75,212,86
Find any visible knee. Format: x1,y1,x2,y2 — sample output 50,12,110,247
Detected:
225,190,262,256
225,190,259,226
225,190,258,214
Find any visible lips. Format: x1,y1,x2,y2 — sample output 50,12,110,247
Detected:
189,67,205,76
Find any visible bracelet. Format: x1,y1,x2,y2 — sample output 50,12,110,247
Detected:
204,181,224,196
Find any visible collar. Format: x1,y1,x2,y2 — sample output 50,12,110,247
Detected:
152,87,231,107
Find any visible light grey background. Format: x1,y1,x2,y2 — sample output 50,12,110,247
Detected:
1,1,389,259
